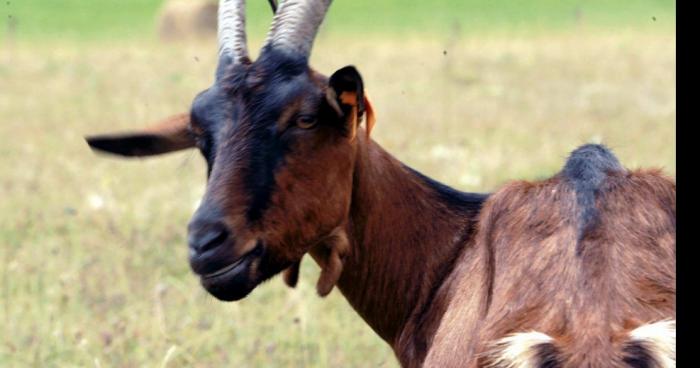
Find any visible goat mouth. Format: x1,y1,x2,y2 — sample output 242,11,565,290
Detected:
199,242,264,301
202,257,248,279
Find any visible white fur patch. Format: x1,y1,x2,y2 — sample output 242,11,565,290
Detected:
485,331,554,368
629,319,676,368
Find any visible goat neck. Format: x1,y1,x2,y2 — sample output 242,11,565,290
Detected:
310,133,487,363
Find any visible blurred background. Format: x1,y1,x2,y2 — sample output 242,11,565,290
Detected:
0,0,675,366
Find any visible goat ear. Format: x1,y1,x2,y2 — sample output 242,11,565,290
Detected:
326,66,374,140
85,113,195,157
364,93,376,137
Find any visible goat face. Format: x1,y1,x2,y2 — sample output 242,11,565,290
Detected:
86,0,372,301
186,59,368,301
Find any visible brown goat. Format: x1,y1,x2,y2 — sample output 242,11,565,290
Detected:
85,0,676,367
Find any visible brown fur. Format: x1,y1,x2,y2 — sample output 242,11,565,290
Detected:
282,260,301,288
311,226,350,296
282,227,350,296
386,165,674,367
298,124,675,367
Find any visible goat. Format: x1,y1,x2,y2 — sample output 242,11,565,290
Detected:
85,0,676,367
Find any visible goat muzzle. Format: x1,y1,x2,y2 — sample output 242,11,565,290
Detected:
199,240,264,301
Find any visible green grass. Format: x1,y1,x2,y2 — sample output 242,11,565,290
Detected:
0,1,675,366
1,0,675,42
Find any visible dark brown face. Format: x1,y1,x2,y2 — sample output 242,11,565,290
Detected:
85,0,367,302
186,57,367,301
85,59,371,301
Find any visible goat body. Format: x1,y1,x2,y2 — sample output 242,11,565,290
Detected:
325,139,675,368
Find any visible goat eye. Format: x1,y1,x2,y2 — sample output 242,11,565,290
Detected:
296,115,317,129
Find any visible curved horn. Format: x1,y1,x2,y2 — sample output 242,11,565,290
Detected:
218,0,248,63
262,0,332,59
267,0,278,13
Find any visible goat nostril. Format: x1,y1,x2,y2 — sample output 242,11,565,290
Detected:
189,224,229,254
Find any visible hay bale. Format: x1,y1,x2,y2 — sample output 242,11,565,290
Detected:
157,0,218,41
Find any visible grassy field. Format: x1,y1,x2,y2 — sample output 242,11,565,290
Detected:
1,0,675,41
0,1,675,367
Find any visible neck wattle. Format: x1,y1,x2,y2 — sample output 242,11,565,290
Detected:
315,135,487,361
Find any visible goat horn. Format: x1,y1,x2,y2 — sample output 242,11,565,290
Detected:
262,0,332,60
267,0,278,13
218,0,248,64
